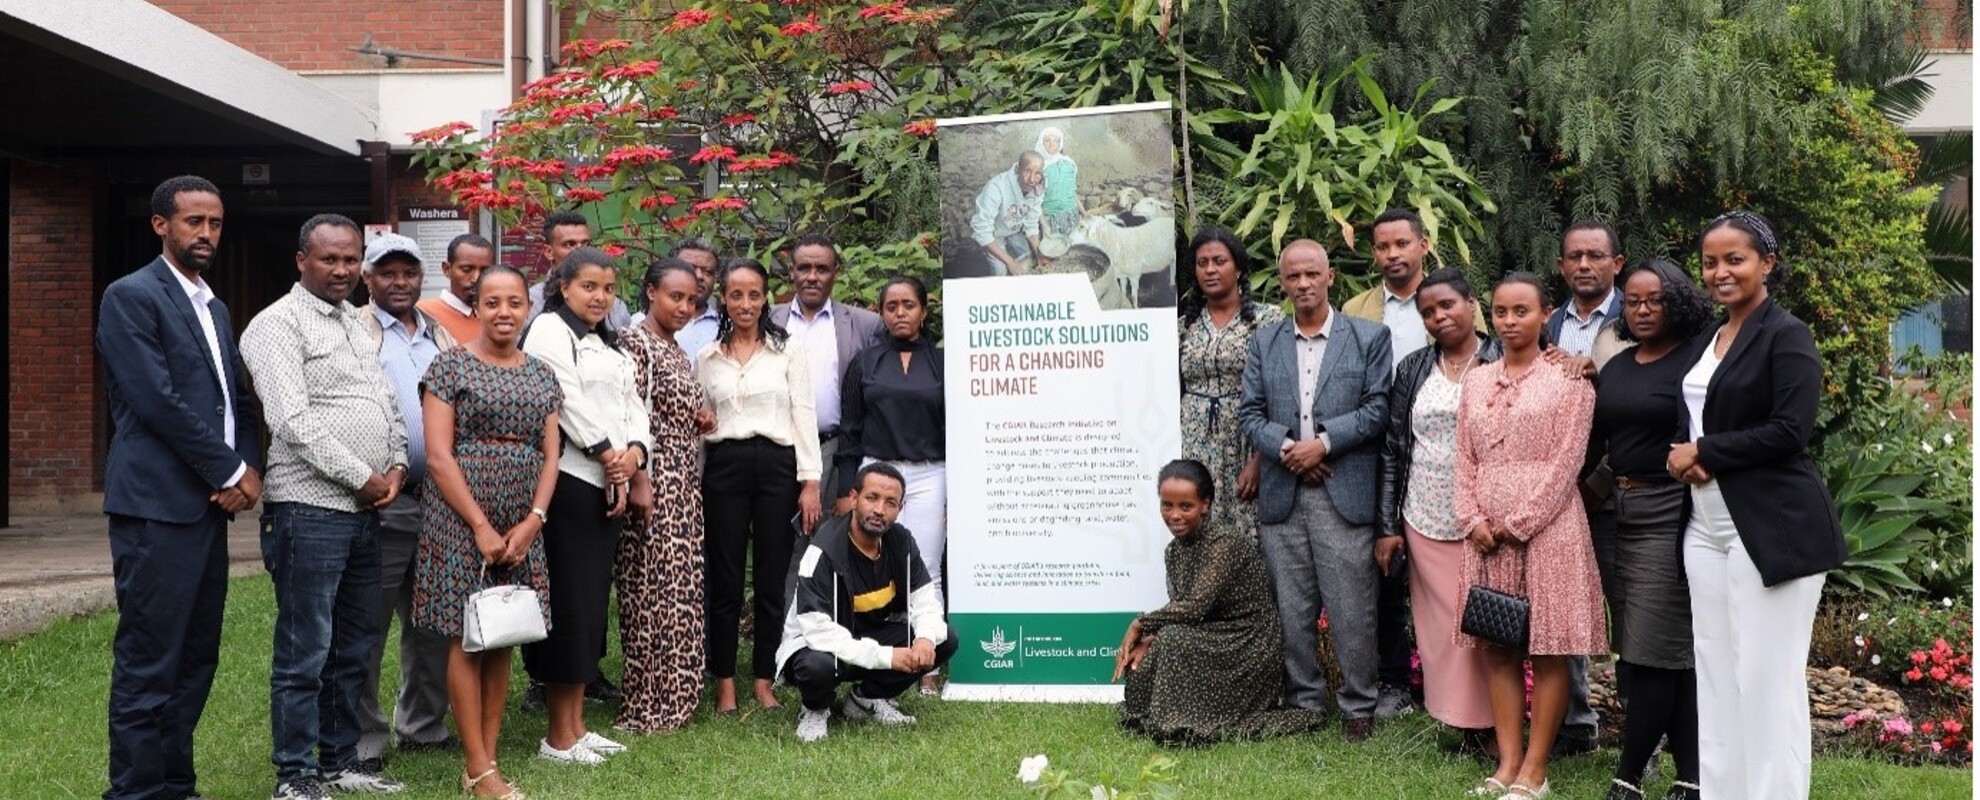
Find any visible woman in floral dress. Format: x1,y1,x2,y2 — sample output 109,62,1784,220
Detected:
614,260,717,733
1178,227,1283,532
1454,273,1606,800
415,265,561,799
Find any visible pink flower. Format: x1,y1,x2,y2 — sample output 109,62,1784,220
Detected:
601,244,627,257
1884,717,1914,736
826,79,876,95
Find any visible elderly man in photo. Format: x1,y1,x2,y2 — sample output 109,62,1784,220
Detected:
1238,239,1393,743
971,150,1047,276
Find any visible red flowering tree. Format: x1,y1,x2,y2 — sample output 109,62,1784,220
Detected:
410,0,999,278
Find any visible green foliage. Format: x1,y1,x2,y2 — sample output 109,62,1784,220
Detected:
986,0,1240,110
1818,354,1972,599
1859,594,1974,683
1022,754,1180,800
1191,58,1494,265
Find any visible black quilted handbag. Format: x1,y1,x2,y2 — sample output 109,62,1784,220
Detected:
1460,584,1530,649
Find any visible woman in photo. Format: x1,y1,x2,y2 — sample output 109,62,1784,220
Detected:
614,259,718,733
1178,227,1283,533
414,265,560,799
1035,126,1083,238
1665,211,1845,800
1454,273,1606,800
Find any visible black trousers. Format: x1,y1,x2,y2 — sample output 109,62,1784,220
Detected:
702,437,800,680
1375,564,1414,687
784,623,959,711
524,473,616,685
106,509,229,800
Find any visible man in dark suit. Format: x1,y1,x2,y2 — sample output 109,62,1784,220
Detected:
770,233,885,503
96,175,263,800
1238,238,1392,743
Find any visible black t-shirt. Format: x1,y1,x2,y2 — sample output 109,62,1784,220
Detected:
845,543,907,636
1593,347,1692,478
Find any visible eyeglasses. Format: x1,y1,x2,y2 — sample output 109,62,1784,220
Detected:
1561,251,1614,263
1621,296,1666,311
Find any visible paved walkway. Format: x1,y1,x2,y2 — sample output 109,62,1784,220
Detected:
0,513,264,641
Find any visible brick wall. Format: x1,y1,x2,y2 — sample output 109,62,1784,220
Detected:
1918,0,1973,51
9,161,99,506
153,0,505,72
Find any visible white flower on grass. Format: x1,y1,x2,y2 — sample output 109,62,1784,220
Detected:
1091,785,1114,800
1944,432,1956,446
1872,443,1885,452
1855,635,1867,648
1889,617,1900,627
1922,442,1935,454
1017,755,1049,784
1944,597,1956,608
1930,560,1942,572
1858,612,1871,622
1872,654,1883,666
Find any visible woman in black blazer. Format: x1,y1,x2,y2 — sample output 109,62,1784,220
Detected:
1664,211,1844,800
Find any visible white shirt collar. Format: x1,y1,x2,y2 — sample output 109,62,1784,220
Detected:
1569,286,1619,324
164,255,211,303
1382,284,1415,304
440,290,473,316
794,299,835,323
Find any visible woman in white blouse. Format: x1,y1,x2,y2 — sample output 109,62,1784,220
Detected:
520,247,652,765
698,257,822,714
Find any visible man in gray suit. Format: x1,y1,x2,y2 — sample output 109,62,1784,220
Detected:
770,233,885,503
1239,238,1392,743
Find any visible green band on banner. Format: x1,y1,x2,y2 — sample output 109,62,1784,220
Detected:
949,612,1139,685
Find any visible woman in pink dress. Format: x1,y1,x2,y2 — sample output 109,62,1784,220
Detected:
1454,273,1607,800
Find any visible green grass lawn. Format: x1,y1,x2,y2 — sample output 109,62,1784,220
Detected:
0,577,1969,799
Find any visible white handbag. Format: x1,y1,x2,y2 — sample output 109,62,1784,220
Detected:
462,568,547,653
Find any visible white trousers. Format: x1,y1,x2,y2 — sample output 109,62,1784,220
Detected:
864,458,948,604
1684,481,1825,800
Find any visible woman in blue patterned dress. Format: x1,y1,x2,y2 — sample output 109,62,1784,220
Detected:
414,265,562,800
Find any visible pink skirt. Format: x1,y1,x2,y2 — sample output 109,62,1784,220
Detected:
1407,524,1493,729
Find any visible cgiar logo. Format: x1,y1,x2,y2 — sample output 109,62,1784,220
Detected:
980,626,1018,659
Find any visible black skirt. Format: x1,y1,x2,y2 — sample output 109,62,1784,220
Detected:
523,472,617,684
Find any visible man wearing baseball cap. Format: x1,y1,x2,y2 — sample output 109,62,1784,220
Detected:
355,232,459,774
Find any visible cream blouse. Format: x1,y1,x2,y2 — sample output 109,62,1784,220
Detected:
697,337,823,481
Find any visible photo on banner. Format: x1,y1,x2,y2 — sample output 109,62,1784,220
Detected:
937,101,1181,702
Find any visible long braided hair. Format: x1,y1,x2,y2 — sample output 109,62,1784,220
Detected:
714,257,790,350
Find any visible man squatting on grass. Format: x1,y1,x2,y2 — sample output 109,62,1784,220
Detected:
775,462,957,742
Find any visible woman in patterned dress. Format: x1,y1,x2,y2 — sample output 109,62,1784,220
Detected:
1454,273,1606,800
1178,228,1283,532
1114,459,1325,745
415,265,561,800
614,260,717,733
1376,268,1499,748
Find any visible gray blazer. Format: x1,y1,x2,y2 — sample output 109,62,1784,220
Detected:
770,299,885,389
1238,311,1393,527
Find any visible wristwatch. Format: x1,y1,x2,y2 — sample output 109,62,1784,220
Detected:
530,506,549,524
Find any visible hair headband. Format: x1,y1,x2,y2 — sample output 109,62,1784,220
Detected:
1711,210,1779,255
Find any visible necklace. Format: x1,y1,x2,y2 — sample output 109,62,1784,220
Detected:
1438,343,1477,382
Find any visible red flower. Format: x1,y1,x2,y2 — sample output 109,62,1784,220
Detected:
826,79,875,95
1947,720,1965,735
548,102,609,123
688,145,737,165
647,106,681,121
664,214,699,232
521,160,568,179
722,112,758,127
664,8,713,33
780,17,824,36
410,120,475,145
565,187,608,203
435,169,492,190
572,164,617,181
677,80,701,91
1906,667,1927,682
561,39,633,61
603,145,675,168
903,118,937,137
519,70,585,94
884,7,955,24
692,196,748,213
638,194,682,211
1914,651,1932,665
601,243,627,257
1931,666,1951,681
858,2,906,18
601,60,661,80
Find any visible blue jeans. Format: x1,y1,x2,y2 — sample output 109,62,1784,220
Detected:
261,503,382,781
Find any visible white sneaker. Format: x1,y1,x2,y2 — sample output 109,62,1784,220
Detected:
576,731,626,754
842,692,916,725
538,738,606,765
795,707,830,742
322,766,405,794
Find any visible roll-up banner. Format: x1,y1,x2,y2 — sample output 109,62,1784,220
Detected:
937,102,1180,702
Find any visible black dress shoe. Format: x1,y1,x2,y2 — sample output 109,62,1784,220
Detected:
1342,717,1374,743
1551,725,1597,757
586,675,624,704
395,735,460,752
520,679,547,713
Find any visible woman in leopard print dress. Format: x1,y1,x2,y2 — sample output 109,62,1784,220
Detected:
614,261,716,732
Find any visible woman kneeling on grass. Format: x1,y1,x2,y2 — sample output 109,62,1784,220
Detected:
414,265,562,799
1114,459,1326,746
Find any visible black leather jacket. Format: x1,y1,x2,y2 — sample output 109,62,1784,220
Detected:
1377,333,1503,538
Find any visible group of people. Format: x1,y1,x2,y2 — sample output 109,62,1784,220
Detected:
1123,209,1843,800
98,177,956,800
97,170,1841,800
